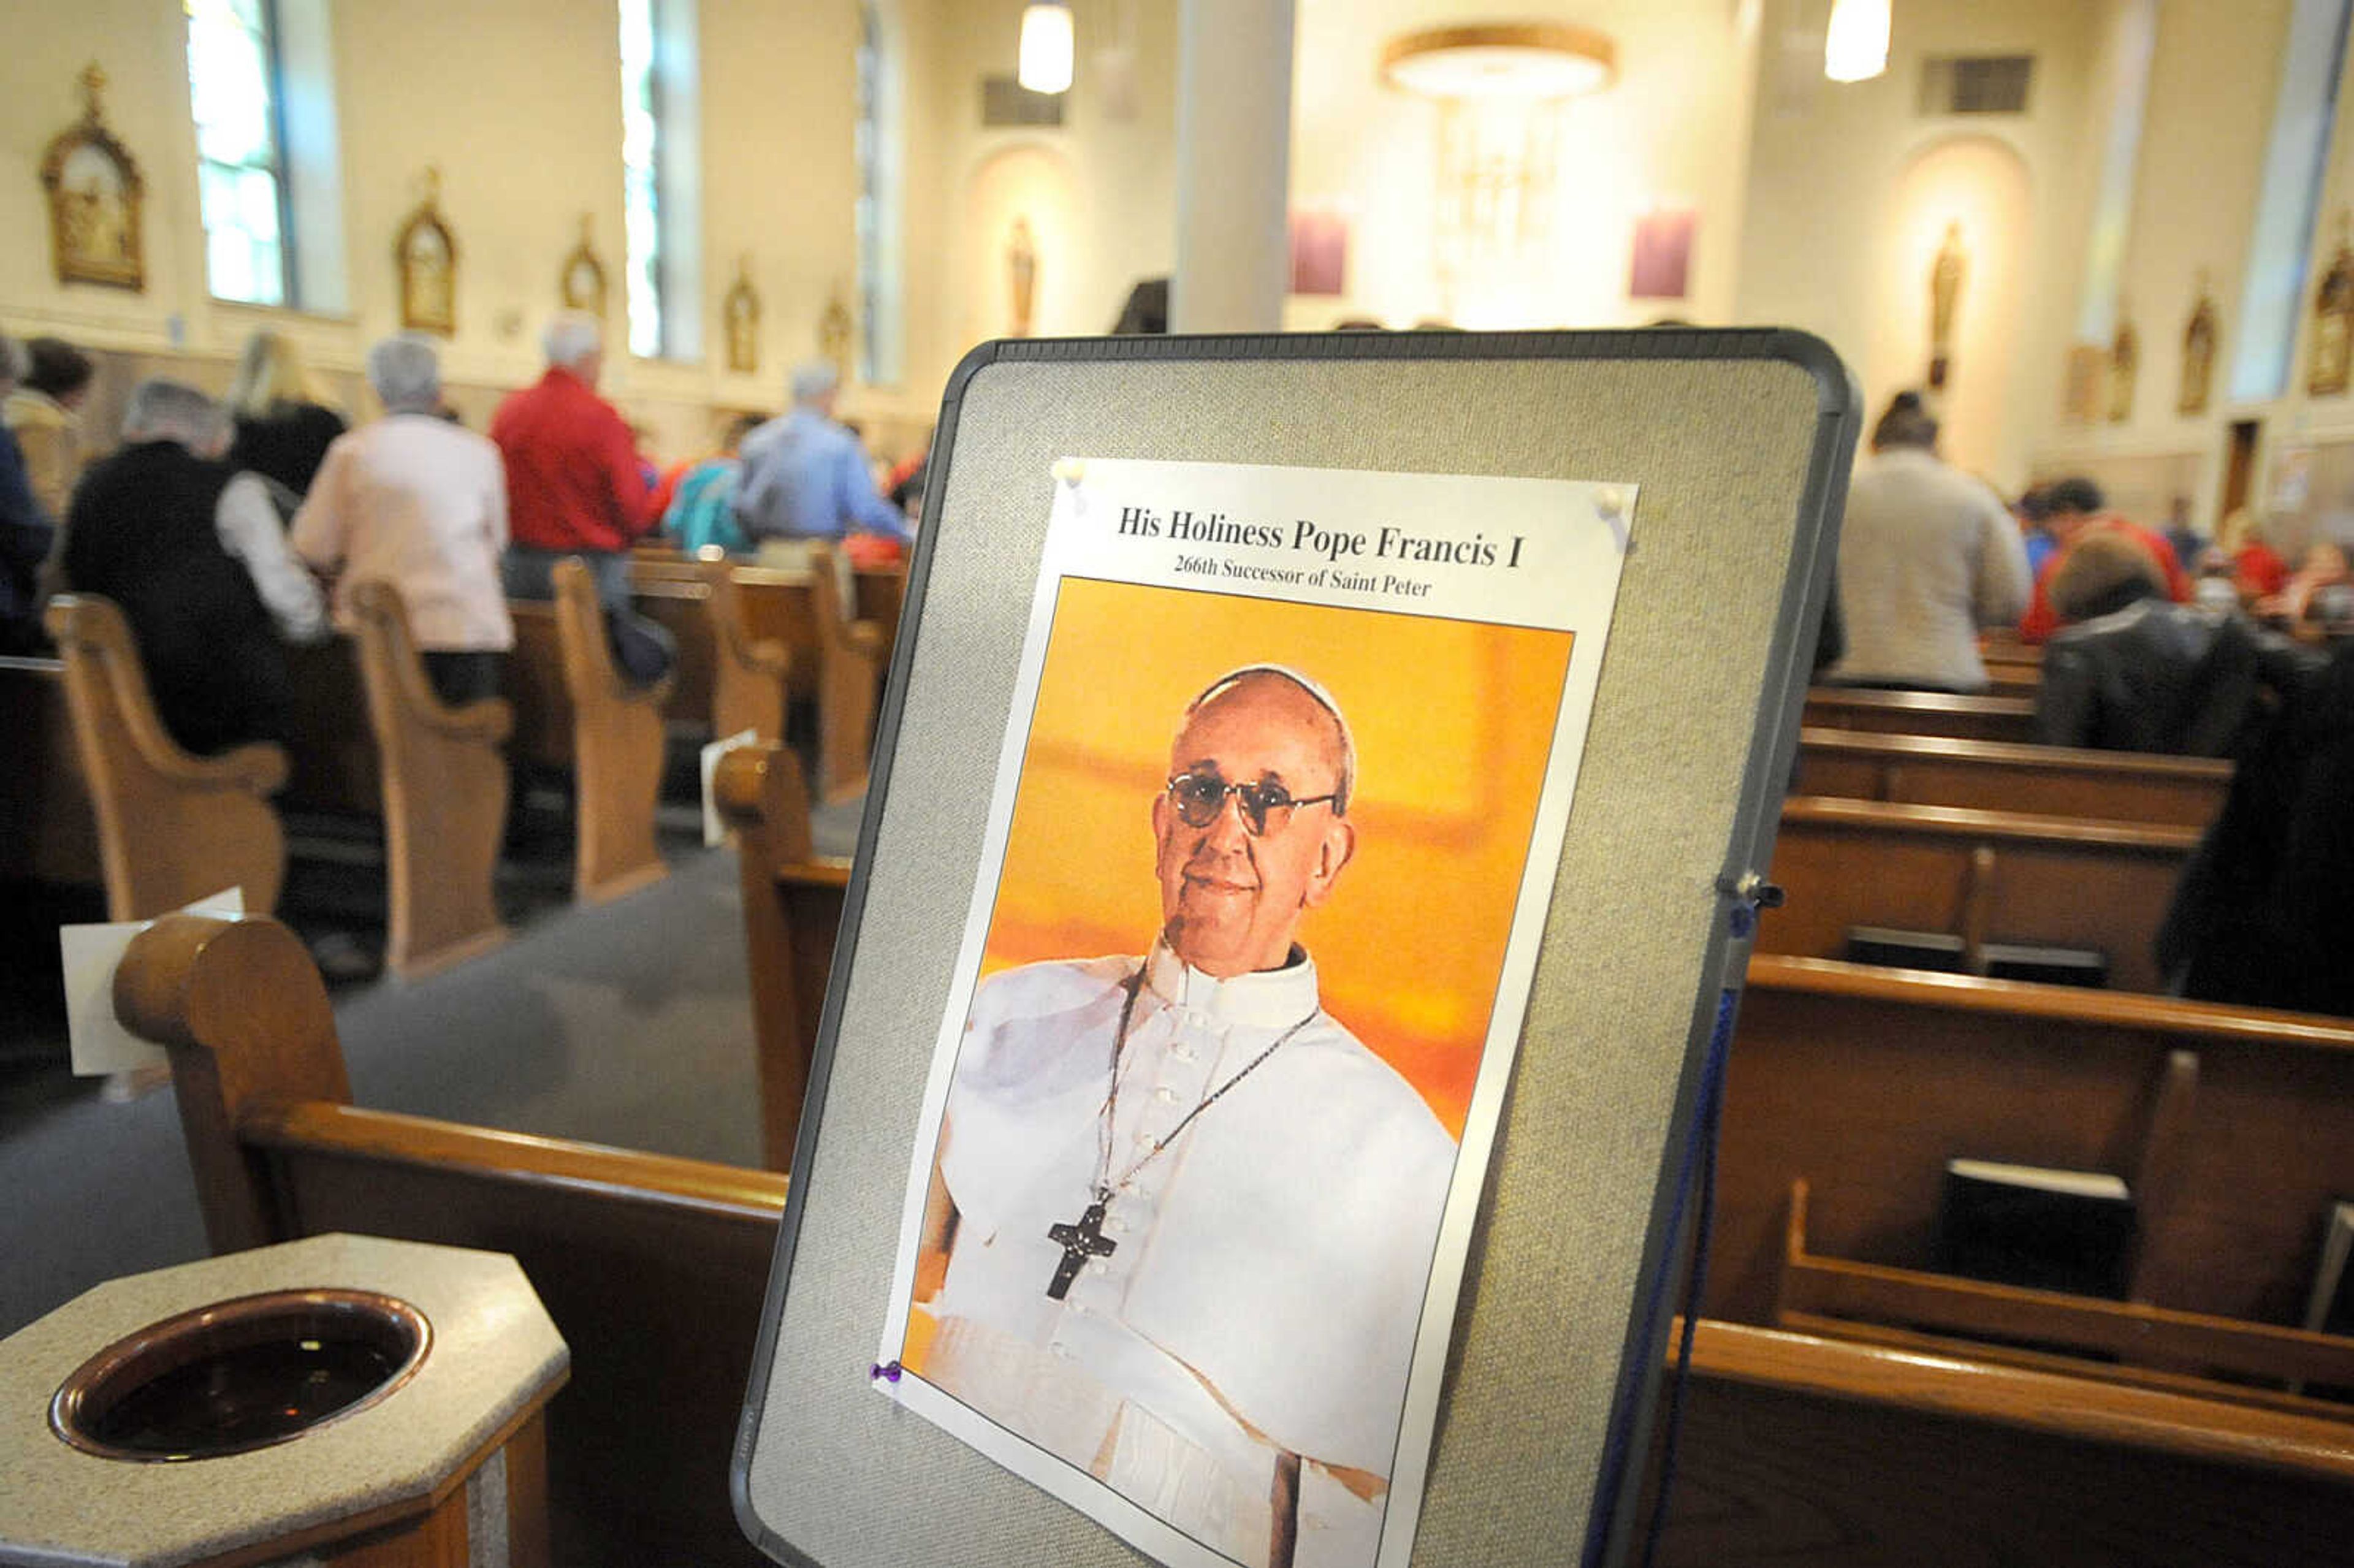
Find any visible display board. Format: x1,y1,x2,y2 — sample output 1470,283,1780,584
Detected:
734,328,1858,1568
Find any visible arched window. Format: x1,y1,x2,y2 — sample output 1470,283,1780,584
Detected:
621,0,704,360
186,0,293,305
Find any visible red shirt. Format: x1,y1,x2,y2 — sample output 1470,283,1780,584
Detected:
2017,517,2193,642
489,368,655,554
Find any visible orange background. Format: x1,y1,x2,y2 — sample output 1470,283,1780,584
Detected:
975,576,1575,1137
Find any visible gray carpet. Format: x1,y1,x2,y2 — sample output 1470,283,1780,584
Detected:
0,795,864,1339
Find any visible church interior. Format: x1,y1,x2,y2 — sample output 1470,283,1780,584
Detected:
7,0,2354,1564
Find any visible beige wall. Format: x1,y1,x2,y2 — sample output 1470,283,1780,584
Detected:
1284,0,1762,330
1,0,872,465
893,0,1180,412
1734,0,2112,489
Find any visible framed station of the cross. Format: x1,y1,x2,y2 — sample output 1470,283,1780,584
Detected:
872,456,1634,1568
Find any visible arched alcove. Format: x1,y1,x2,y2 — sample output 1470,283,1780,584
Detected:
1865,135,2035,481
961,143,1086,348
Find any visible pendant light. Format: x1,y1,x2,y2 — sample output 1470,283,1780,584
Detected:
1019,2,1076,96
1824,0,1891,83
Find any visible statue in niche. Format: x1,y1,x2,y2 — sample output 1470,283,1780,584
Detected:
1928,221,1965,391
723,255,763,375
1009,216,1039,338
560,213,608,319
2179,270,2219,418
42,63,145,292
818,287,854,384
396,167,459,337
2310,211,2353,398
2108,302,2139,424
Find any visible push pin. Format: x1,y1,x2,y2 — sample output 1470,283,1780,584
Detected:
1594,487,1632,553
869,1360,904,1383
1052,457,1086,485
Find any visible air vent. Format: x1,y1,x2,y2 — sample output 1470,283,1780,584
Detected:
981,75,1065,127
1918,55,2034,115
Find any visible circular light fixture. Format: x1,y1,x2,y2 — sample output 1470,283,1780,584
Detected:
1380,23,1617,100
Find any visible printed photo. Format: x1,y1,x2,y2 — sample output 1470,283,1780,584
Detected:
897,578,1573,1568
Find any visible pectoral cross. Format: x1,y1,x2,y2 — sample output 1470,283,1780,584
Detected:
1045,1198,1118,1300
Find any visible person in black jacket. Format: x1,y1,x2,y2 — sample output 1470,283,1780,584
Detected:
2158,637,2354,1016
62,379,325,755
2035,530,2315,757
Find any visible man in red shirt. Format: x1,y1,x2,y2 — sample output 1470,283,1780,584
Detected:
2017,476,2192,643
492,312,670,678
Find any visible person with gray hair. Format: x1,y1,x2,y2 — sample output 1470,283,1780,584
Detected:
489,311,670,680
291,336,513,705
0,333,57,653
59,378,326,753
733,358,910,549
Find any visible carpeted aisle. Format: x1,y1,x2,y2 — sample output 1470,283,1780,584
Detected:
0,790,863,1338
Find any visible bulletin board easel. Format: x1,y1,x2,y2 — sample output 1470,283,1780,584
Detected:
733,327,1859,1567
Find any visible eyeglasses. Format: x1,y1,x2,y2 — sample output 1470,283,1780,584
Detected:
1165,773,1339,836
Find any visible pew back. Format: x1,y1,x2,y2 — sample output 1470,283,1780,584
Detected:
1762,796,2199,990
1792,726,2231,827
1804,686,2040,743
42,595,288,919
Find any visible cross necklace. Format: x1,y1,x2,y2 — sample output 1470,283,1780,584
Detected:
1045,967,1320,1300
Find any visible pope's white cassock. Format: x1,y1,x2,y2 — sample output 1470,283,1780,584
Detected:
925,941,1458,1568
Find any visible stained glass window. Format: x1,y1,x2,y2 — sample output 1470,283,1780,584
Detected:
621,0,665,359
186,0,292,306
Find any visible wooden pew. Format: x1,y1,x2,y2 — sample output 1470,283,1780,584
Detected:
118,913,783,1568
731,549,882,804
122,915,2354,1568
715,742,847,1169
0,655,101,888
1761,796,2200,991
1710,955,2354,1330
852,562,906,668
1804,686,2039,744
347,582,513,977
502,558,672,904
628,554,789,744
42,595,286,919
1792,726,2231,828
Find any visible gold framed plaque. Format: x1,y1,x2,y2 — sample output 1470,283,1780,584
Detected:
560,213,608,318
41,64,145,292
396,167,459,337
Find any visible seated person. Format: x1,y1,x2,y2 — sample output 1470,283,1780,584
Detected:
61,379,326,755
2016,477,2191,643
2268,540,2353,626
4,335,93,520
2035,531,2314,758
2157,636,2354,1017
2215,507,2288,599
661,413,764,557
292,335,512,707
0,335,56,656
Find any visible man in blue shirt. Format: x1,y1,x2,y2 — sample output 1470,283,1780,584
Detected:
733,362,912,546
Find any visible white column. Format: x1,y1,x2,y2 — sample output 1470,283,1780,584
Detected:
1171,0,1296,334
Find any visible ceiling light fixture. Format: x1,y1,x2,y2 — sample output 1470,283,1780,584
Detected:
1379,22,1617,101
1824,0,1891,83
1019,2,1076,96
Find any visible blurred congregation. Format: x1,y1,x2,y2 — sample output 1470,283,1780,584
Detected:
10,0,2354,1562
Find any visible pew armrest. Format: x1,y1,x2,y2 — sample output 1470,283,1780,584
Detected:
417,694,515,746
845,621,885,661
159,737,291,796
